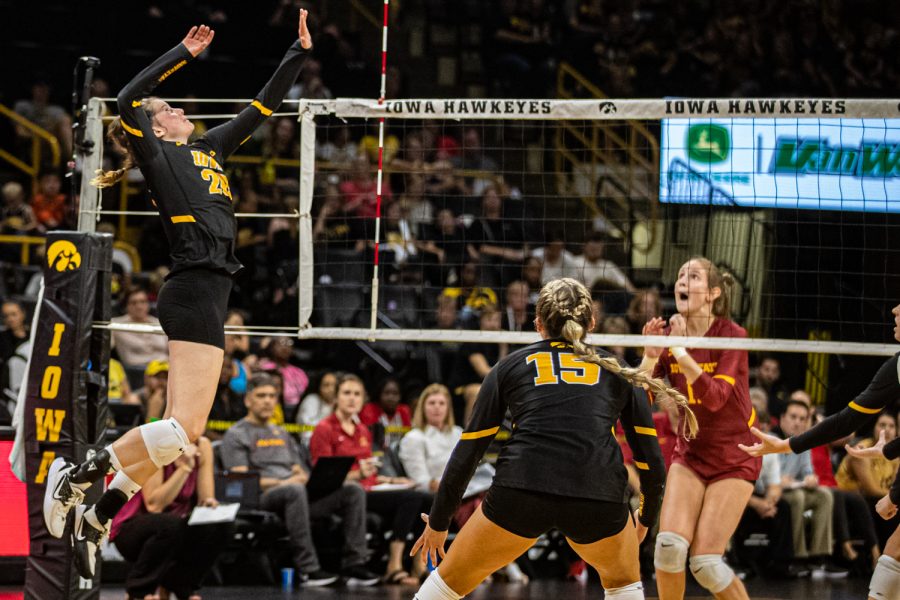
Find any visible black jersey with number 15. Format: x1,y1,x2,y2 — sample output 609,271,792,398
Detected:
429,338,666,531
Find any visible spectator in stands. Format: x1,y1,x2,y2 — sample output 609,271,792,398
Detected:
258,337,309,421
313,179,366,251
107,358,137,405
441,259,498,328
531,229,579,285
222,373,379,587
310,373,431,586
13,77,73,159
734,435,800,579
0,300,29,362
773,400,844,576
572,232,634,292
838,411,900,550
110,287,168,370
360,376,412,450
589,295,605,334
1,181,37,235
625,289,661,335
381,201,418,269
223,310,252,393
418,209,467,287
465,186,526,286
261,117,301,192
206,354,246,438
316,123,358,166
133,360,168,422
754,355,788,419
452,305,508,423
807,408,881,568
450,128,498,196
398,384,496,524
110,437,228,600
287,58,333,100
487,0,555,97
521,256,542,305
397,175,433,233
600,315,634,364
297,371,338,440
501,280,534,333
340,154,391,219
749,386,774,428
31,171,67,231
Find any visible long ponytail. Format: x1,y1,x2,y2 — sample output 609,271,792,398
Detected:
91,98,160,188
539,278,699,439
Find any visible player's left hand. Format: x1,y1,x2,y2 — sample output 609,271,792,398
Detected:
298,9,313,49
411,514,448,567
182,25,215,57
739,427,792,456
845,429,886,460
875,494,898,520
668,314,687,337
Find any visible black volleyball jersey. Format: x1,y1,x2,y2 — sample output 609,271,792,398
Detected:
429,339,666,531
116,40,309,276
791,352,900,504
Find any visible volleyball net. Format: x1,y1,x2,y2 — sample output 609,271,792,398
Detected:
78,96,900,356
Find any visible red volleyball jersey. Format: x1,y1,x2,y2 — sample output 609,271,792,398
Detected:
653,318,761,479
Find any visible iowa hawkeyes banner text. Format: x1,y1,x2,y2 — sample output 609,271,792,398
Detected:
300,98,900,120
24,232,112,600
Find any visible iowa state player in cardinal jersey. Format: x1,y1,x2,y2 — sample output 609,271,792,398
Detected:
640,257,760,600
42,12,314,579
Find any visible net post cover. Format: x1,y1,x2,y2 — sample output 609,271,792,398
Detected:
24,232,112,600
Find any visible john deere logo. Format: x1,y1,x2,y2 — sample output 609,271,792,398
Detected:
687,124,730,163
47,240,82,272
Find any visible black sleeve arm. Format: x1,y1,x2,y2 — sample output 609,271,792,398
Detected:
116,43,194,162
884,437,900,461
428,367,506,531
201,40,310,159
619,386,666,527
790,353,899,454
891,470,900,505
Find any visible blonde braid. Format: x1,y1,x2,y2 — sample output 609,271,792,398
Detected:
562,319,699,439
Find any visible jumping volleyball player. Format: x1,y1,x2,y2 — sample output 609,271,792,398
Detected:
410,278,698,600
742,304,900,600
42,12,314,577
640,257,760,600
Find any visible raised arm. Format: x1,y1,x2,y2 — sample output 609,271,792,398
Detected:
116,25,214,162
619,386,666,529
201,9,313,159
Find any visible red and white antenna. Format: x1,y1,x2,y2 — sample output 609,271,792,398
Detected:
369,0,390,332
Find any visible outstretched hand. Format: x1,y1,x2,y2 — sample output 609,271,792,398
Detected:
182,25,215,57
642,317,666,359
410,513,448,568
298,9,313,49
845,429,887,460
738,427,792,457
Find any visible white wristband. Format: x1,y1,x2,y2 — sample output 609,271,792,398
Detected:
670,346,688,359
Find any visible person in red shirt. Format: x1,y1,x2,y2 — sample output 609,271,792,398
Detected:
640,257,761,600
339,154,392,219
359,376,412,450
310,374,431,586
31,171,67,230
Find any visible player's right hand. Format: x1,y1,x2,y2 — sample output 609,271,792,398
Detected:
641,317,666,359
182,25,215,57
738,427,791,456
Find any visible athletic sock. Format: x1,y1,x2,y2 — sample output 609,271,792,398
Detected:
414,570,462,600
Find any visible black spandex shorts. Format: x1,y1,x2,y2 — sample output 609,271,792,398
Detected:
481,485,629,545
157,268,232,349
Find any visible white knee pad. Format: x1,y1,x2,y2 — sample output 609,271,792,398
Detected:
689,554,735,594
414,569,462,600
654,532,689,573
870,555,900,600
139,418,190,468
604,581,644,599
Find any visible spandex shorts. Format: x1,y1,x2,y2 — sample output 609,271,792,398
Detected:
157,268,232,349
481,485,629,545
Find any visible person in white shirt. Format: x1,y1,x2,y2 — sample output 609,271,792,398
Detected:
531,230,580,285
572,232,634,292
296,371,338,440
110,287,168,369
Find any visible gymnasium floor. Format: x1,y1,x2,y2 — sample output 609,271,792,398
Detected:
0,577,873,599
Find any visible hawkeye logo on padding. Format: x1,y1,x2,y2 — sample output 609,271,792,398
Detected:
687,124,730,164
47,240,81,272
